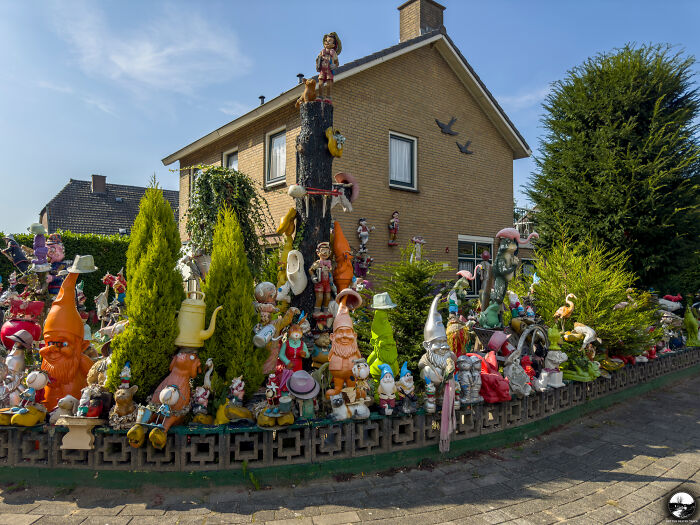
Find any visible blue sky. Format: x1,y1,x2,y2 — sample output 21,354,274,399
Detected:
1,0,699,234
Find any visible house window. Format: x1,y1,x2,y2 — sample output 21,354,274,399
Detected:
266,128,286,186
457,235,493,297
389,132,417,190
223,148,238,171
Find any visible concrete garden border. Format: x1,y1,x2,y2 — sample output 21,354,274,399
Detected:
0,347,697,488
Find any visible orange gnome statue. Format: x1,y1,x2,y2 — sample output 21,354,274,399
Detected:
332,220,354,292
40,271,94,411
326,288,363,398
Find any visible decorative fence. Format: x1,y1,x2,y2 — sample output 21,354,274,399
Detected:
1,348,698,473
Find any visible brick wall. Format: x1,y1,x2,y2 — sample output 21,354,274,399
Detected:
176,43,518,277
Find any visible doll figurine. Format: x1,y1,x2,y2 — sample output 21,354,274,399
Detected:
357,218,375,251
264,374,280,416
388,211,399,246
351,358,371,401
396,362,417,414
308,242,336,317
254,282,279,315
153,385,180,427
316,32,341,102
120,361,132,389
377,364,397,416
278,324,309,372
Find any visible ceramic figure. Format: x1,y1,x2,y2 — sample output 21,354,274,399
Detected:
424,378,436,413
276,208,297,292
388,211,399,246
286,250,308,296
488,331,516,357
526,305,535,318
456,355,484,405
571,322,601,352
173,291,222,348
534,350,568,391
351,358,371,402
261,307,299,374
326,288,363,398
192,358,214,423
376,364,397,415
108,385,139,430
503,349,532,398
153,385,180,427
329,392,369,421
467,351,511,404
367,292,399,385
409,236,426,262
353,249,373,280
29,223,50,272
396,362,417,414
264,374,280,416
120,361,131,389
446,313,471,358
311,331,331,368
325,127,345,157
316,32,341,102
2,330,32,407
254,281,279,315
214,376,254,424
548,325,562,350
683,307,700,347
332,221,354,292
1,235,30,273
278,324,309,372
295,78,317,108
309,242,336,317
357,218,375,251
286,370,319,420
467,355,483,403
49,395,78,425
553,293,577,330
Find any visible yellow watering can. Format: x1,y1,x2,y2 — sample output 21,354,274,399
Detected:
174,291,223,348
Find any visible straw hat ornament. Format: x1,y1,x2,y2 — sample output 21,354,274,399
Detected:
371,292,397,310
60,254,98,275
7,329,34,349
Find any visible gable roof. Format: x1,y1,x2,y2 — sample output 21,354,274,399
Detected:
162,28,531,166
41,179,179,236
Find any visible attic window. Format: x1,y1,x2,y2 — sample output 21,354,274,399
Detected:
118,228,128,235
115,197,124,203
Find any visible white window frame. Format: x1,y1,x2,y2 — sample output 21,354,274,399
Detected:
389,131,418,191
457,234,494,298
222,147,239,171
265,127,287,188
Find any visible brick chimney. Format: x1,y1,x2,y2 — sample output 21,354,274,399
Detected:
398,0,445,43
91,174,106,194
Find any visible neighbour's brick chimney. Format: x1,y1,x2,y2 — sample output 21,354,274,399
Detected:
398,0,445,42
91,174,106,194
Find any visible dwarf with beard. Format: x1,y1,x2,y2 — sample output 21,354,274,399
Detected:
40,269,94,411
396,362,417,415
326,288,363,398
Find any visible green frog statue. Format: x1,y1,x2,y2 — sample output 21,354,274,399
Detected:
478,228,538,329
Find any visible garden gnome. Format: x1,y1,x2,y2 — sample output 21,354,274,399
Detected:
286,370,319,420
316,32,341,102
332,221,354,292
367,292,399,384
40,270,94,411
377,364,397,416
120,361,131,389
357,218,374,251
309,242,335,317
278,323,309,372
326,288,363,398
4,329,32,406
396,362,417,414
418,295,457,405
351,357,371,402
388,211,399,246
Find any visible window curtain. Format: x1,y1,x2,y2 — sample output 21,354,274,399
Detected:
269,134,286,181
227,152,238,171
390,136,412,185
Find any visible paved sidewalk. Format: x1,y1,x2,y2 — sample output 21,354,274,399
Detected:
0,373,698,525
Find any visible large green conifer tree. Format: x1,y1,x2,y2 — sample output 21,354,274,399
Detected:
106,184,185,401
529,44,700,294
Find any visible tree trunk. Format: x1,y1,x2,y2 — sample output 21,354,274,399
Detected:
292,101,334,316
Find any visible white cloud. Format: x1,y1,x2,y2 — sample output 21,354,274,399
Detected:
37,79,116,116
219,101,254,118
36,80,74,94
83,96,117,117
497,86,550,110
50,2,251,95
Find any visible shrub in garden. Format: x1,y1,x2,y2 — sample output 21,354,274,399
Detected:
200,207,263,401
105,183,184,401
185,165,273,277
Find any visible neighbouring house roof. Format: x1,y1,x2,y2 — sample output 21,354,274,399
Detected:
162,28,531,166
40,179,179,236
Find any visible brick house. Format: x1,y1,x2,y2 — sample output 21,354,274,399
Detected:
162,0,531,296
39,174,179,236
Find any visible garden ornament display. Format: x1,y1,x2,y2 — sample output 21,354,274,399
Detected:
1,299,43,350
330,172,358,212
214,376,254,424
325,127,345,157
316,32,341,102
424,378,436,413
275,207,297,288
192,358,214,424
613,288,636,310
278,324,309,371
684,307,700,347
332,221,354,292
553,293,577,330
173,291,222,348
46,233,70,295
388,211,399,246
351,358,371,402
2,235,30,274
261,307,299,374
49,395,78,425
367,295,399,384
40,272,94,412
409,236,426,262
287,370,319,420
295,78,317,108
534,351,568,391
309,242,336,317
0,370,49,426
488,330,515,357
285,251,307,296
357,218,375,251
456,355,483,405
396,362,417,414
326,288,363,398
658,297,684,313
377,364,397,415
469,351,511,404
353,249,373,280
29,223,51,272
503,349,532,398
311,331,331,368
108,385,139,430
446,314,471,357
571,322,601,352
450,268,478,310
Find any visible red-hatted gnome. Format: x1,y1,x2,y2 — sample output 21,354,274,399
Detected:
40,272,94,411
326,289,363,398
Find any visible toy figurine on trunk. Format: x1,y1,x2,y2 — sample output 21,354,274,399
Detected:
316,32,341,103
388,211,399,246
309,242,336,318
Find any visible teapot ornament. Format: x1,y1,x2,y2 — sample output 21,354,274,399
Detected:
174,291,222,348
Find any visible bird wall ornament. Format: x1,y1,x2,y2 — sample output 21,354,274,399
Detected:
456,140,474,155
435,117,458,135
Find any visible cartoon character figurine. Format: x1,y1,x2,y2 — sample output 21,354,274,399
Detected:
46,234,71,295
192,358,214,419
357,218,375,251
377,364,397,416
120,361,132,389
388,211,399,246
154,385,180,428
278,324,309,372
264,374,281,416
396,362,417,414
14,371,49,415
254,282,279,316
308,242,336,317
29,223,51,272
351,358,371,401
316,32,341,102
1,235,30,274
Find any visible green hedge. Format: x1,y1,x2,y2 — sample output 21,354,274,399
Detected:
0,231,129,314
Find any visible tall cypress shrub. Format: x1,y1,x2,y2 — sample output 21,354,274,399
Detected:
106,184,184,401
200,208,262,398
